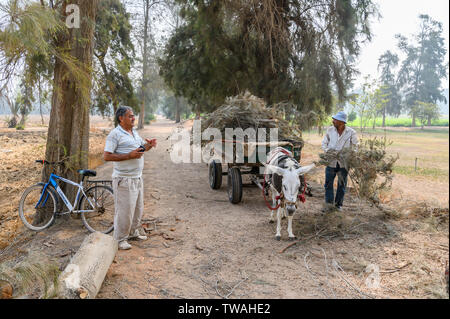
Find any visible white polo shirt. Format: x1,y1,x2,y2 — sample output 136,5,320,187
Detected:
104,125,145,178
321,126,359,168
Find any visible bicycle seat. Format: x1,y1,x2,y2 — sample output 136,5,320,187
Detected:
78,169,97,177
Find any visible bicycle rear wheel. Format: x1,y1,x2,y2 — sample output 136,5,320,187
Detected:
19,184,57,231
79,185,114,234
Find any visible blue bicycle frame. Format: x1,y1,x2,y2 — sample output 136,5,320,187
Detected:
36,174,95,215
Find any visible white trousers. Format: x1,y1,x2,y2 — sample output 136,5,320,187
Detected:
112,177,144,242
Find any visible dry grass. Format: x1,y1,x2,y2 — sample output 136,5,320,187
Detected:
303,126,449,208
0,116,112,249
0,253,60,299
300,126,449,299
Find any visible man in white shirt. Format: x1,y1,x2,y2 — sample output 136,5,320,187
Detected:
321,111,358,212
104,106,157,250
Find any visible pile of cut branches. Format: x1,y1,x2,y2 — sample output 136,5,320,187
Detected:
319,137,399,203
199,91,303,145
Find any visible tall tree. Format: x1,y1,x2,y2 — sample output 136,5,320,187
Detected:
43,0,99,204
17,79,35,127
93,0,138,123
159,0,378,128
397,14,447,127
377,50,401,126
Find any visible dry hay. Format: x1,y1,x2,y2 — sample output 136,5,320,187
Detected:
0,131,108,249
199,91,303,145
319,137,399,203
0,253,60,299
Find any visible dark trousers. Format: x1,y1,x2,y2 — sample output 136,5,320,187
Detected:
324,164,348,208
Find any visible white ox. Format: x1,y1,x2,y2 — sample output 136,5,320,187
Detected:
264,148,315,241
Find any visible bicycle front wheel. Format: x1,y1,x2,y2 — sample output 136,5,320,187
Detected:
79,185,114,234
19,184,57,231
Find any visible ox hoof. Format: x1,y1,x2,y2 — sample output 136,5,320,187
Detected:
288,237,297,241
275,236,281,241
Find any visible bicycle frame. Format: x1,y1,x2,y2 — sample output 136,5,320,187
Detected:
36,173,95,215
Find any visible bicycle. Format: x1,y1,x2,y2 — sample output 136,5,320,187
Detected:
18,160,115,234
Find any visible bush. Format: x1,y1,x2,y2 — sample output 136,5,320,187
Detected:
348,111,357,123
15,124,25,131
319,137,399,203
144,113,156,125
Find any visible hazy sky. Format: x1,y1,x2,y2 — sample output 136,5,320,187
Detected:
355,0,449,88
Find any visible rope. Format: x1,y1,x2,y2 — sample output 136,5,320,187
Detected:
262,147,308,210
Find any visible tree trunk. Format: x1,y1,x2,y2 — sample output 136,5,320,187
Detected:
411,112,416,127
42,0,98,209
427,116,432,126
175,97,181,123
138,0,150,130
382,107,386,127
38,79,44,125
113,101,119,127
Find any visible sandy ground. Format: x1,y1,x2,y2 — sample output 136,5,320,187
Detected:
0,118,448,299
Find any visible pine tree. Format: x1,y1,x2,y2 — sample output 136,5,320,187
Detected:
397,15,447,127
159,0,378,127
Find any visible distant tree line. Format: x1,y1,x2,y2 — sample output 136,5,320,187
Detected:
351,14,447,129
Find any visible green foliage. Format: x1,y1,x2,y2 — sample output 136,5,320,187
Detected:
0,0,95,110
396,15,448,122
161,94,191,121
144,112,155,124
347,117,448,128
319,137,399,203
349,78,377,130
377,51,402,117
412,101,441,128
348,111,357,123
159,0,378,126
93,0,138,117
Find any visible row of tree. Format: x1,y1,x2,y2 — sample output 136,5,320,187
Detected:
351,14,447,129
0,0,178,205
158,0,379,128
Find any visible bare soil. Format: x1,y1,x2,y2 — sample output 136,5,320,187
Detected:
0,118,448,299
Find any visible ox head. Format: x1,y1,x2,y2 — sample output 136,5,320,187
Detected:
264,162,316,213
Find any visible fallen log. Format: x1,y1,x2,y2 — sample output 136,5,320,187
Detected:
58,232,118,299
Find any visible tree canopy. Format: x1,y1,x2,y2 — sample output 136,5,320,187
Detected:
93,0,139,118
159,0,378,125
396,14,448,125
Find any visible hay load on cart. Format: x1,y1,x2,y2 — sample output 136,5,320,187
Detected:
199,92,307,204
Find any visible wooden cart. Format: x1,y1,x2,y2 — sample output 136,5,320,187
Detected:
208,139,304,204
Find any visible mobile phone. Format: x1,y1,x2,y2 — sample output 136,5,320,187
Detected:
138,146,146,153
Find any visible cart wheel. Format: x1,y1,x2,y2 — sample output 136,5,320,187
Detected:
209,160,222,190
227,167,243,204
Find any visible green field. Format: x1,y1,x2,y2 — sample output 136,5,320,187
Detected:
304,126,449,182
347,116,449,128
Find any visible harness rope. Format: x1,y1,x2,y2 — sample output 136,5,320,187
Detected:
262,148,307,211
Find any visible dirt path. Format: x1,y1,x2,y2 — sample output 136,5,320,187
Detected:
1,118,447,299
94,119,448,299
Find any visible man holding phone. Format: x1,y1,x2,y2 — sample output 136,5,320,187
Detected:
104,106,157,250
